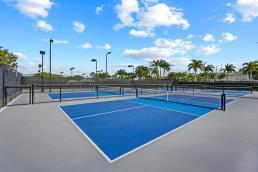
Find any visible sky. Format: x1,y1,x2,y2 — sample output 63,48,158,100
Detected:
0,0,258,76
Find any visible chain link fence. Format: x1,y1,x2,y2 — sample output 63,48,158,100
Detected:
0,63,22,108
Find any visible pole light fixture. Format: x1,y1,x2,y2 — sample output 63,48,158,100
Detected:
91,59,98,74
105,52,111,74
70,67,75,77
49,39,54,91
40,51,46,92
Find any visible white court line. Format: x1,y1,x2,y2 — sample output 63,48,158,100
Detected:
72,105,147,120
0,94,23,113
58,97,233,163
124,99,200,117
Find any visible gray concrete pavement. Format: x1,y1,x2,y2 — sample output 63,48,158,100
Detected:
0,94,257,172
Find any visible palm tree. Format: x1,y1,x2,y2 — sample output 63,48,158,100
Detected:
151,60,161,78
242,61,258,81
151,66,159,79
220,64,236,81
135,66,149,79
159,59,171,78
188,59,203,81
203,64,214,79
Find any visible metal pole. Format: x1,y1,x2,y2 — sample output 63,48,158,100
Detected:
49,39,53,92
2,65,5,106
41,53,44,92
96,60,98,74
105,53,107,74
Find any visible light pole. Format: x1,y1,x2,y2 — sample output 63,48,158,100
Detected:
40,51,45,92
49,39,54,91
105,52,111,74
91,59,98,74
128,65,135,84
70,67,75,78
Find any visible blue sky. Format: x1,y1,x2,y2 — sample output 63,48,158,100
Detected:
0,0,258,76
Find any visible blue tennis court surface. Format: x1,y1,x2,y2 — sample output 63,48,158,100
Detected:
48,90,135,100
59,95,234,163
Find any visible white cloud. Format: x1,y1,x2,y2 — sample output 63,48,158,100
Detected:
73,21,85,33
167,57,191,65
115,0,189,37
223,13,236,23
4,0,54,19
155,38,195,53
96,5,103,14
41,38,69,44
129,29,154,37
103,44,112,50
186,34,194,39
81,42,92,49
13,52,27,60
123,38,195,59
235,0,258,22
203,34,215,42
222,32,238,42
124,47,178,59
199,44,220,55
36,20,53,32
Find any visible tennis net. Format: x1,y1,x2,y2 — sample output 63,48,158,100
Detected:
137,89,226,110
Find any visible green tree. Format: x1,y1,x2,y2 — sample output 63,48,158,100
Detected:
151,66,159,79
151,60,161,78
159,59,171,78
114,69,128,79
135,66,149,79
0,47,18,69
242,61,258,81
188,59,203,81
220,64,236,81
203,64,214,80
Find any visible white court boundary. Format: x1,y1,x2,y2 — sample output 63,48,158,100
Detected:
72,105,147,120
0,94,23,113
57,97,238,163
58,100,210,163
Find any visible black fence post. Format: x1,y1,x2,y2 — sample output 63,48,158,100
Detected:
135,87,138,97
221,93,226,111
59,86,62,102
31,84,34,104
4,86,7,106
29,85,32,104
2,67,5,106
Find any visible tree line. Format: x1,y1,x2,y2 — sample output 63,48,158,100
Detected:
91,59,258,82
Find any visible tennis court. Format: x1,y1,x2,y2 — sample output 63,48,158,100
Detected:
48,89,136,100
59,92,233,163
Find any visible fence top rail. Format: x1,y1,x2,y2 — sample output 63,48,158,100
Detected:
5,85,31,88
5,83,256,88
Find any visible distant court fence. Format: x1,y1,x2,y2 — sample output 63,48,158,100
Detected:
3,83,258,110
0,64,22,108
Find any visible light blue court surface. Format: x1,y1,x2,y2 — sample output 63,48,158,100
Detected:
201,89,250,97
60,96,234,162
48,90,136,100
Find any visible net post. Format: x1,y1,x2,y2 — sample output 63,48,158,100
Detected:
136,87,138,97
166,85,169,91
59,86,62,102
221,93,226,111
